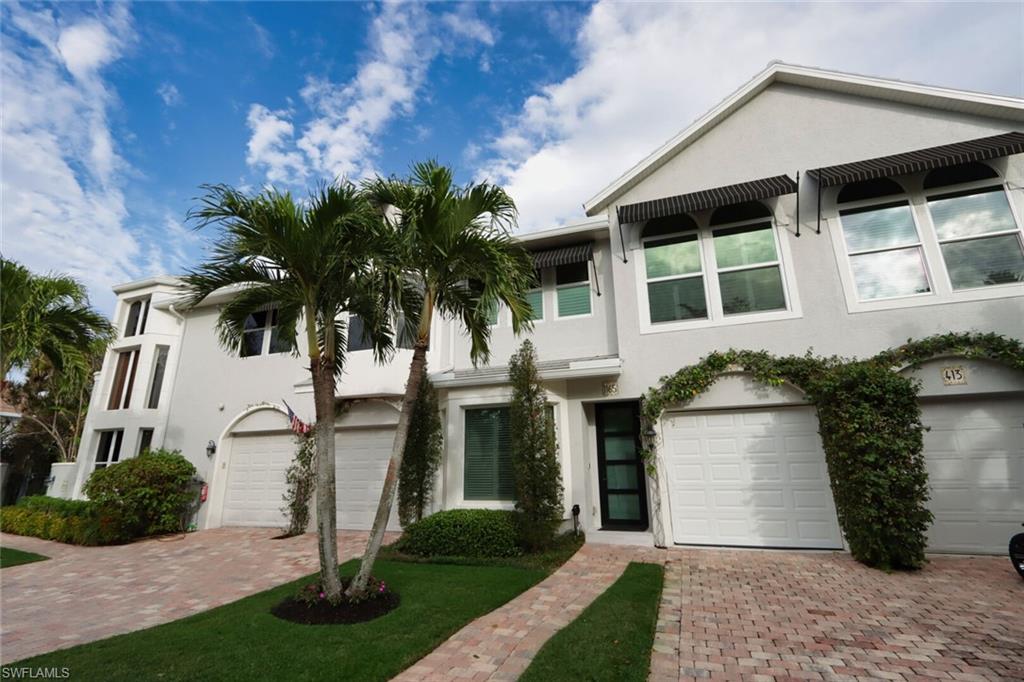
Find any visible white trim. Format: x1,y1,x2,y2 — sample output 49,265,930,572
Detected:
431,357,622,388
585,62,1024,215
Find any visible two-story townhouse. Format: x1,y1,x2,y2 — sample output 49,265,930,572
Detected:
64,63,1023,557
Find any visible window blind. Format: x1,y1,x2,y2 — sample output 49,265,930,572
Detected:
464,407,514,500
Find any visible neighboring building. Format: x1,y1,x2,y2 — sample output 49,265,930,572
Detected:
67,63,1024,555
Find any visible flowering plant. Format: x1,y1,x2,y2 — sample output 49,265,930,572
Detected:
294,577,391,607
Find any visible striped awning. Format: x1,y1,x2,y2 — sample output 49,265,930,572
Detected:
807,131,1024,188
616,175,797,224
531,241,594,269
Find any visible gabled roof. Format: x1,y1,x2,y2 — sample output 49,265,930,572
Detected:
584,62,1024,216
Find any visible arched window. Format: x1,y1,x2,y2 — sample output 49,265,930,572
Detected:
923,163,1023,289
836,178,929,301
709,200,772,225
641,214,708,323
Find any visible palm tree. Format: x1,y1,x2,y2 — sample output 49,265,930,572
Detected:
1,259,114,381
347,161,536,597
183,182,407,601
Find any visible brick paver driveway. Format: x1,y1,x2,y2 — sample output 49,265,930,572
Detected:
0,528,393,664
651,549,1024,682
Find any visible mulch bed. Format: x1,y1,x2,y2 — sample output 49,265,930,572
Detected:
271,584,401,625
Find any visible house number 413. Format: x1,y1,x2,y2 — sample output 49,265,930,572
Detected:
941,366,967,386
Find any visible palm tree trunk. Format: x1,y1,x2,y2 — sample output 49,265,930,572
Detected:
347,340,428,597
311,360,342,599
305,305,342,601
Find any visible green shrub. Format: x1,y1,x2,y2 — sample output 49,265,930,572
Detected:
397,368,443,527
508,341,563,550
83,449,198,537
1,498,130,545
396,509,522,558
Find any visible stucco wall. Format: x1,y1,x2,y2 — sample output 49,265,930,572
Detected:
606,83,1024,398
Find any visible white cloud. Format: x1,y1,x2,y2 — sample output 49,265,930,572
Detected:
1,3,138,314
246,3,496,185
475,2,1023,231
157,82,181,106
247,16,275,59
442,9,496,47
246,104,307,185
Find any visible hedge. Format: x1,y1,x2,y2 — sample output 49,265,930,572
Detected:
395,509,523,558
1,496,130,545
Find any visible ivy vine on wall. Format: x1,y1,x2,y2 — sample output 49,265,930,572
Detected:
639,332,1024,570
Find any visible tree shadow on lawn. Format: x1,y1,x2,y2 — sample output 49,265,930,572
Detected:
4,559,545,682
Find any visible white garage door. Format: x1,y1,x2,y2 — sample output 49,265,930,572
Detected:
222,433,293,527
222,427,399,530
663,407,843,549
335,427,400,531
922,396,1024,554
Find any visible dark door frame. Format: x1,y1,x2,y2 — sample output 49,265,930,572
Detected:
595,401,649,531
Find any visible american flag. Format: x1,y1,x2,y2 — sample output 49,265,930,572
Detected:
282,400,312,436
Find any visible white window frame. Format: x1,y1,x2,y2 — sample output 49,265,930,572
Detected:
106,348,140,410
827,167,1024,313
834,190,936,304
240,308,288,357
122,296,151,338
448,393,568,512
922,178,1024,294
635,211,802,334
553,261,594,320
94,429,124,470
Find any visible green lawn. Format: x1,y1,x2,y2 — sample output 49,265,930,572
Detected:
0,546,48,568
5,560,545,680
519,562,665,682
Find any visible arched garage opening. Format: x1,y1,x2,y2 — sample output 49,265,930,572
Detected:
900,357,1024,554
207,400,402,531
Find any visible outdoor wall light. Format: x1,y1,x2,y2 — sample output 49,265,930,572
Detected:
206,440,217,457
643,425,658,439
571,504,580,536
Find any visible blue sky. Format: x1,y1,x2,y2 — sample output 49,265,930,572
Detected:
2,1,1022,316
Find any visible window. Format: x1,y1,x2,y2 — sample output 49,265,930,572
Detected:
137,428,154,455
240,309,290,357
464,407,514,500
146,346,169,409
923,165,1024,290
555,262,592,317
123,297,150,337
95,430,124,470
347,314,417,352
484,300,499,326
107,349,140,410
526,288,543,321
833,166,1024,306
642,214,708,323
837,180,930,301
710,205,786,315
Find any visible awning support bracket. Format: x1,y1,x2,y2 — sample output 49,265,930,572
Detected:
795,170,800,238
617,213,628,263
591,254,602,296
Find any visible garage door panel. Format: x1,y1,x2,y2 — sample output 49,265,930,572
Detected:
922,397,1024,554
334,427,400,531
664,406,843,549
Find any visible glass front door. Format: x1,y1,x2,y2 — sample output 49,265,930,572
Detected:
595,402,649,530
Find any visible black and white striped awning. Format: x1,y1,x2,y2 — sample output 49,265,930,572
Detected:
616,175,797,224
807,131,1024,188
531,241,594,269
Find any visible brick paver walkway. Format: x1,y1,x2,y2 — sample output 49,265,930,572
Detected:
395,543,667,681
0,528,393,664
650,549,1024,682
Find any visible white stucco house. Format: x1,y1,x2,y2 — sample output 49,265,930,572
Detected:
62,63,1024,556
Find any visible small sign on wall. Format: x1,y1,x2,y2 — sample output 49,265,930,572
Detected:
941,366,967,386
